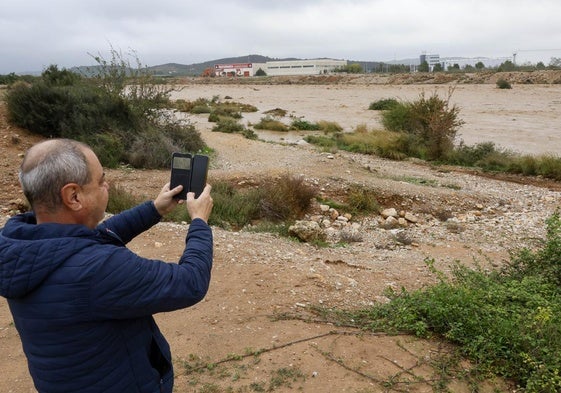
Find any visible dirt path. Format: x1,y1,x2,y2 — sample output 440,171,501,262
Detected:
3,79,561,391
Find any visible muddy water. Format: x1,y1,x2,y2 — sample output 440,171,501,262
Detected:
171,83,561,155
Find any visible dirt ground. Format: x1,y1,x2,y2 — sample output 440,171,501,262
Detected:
2,74,561,392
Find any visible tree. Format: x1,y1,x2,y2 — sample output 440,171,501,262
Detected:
475,61,485,70
498,60,516,72
549,57,561,68
418,61,429,72
347,63,363,73
433,63,443,72
41,64,81,86
255,68,267,76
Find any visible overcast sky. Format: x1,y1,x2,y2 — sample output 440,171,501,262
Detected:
2,0,560,74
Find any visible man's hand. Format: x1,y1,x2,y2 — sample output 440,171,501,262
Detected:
154,183,183,216
186,184,213,223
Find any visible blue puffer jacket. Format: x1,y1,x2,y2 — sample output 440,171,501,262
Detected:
0,201,213,393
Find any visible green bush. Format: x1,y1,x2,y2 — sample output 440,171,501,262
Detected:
290,119,321,131
381,91,464,160
5,53,205,169
446,141,504,167
206,181,263,229
212,118,246,133
368,98,399,110
82,132,125,168
380,101,415,132
253,116,289,131
174,98,257,116
496,78,512,89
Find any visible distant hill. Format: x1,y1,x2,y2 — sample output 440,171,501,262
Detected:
69,54,410,77
146,54,299,76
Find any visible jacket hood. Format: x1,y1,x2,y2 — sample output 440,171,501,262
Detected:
0,212,95,299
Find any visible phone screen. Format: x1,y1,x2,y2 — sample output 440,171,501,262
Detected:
173,156,191,170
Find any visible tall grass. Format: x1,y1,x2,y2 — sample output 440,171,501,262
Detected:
108,174,319,230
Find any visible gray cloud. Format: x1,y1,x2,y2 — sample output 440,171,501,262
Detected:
1,0,560,73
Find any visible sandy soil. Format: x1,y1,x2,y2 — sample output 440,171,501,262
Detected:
2,76,561,392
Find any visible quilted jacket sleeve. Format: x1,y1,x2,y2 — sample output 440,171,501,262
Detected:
98,201,161,245
89,218,213,319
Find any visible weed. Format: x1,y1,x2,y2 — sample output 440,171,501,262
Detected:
269,367,306,390
346,185,379,215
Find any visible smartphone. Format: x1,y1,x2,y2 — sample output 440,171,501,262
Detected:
190,154,209,198
170,152,192,200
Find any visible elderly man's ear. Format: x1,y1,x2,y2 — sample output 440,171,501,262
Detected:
60,183,83,212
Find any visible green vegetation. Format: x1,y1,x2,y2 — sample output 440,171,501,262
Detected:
174,96,258,117
314,212,561,392
305,92,561,180
334,63,364,73
344,184,380,216
5,50,204,168
253,116,289,131
368,98,399,110
289,119,321,131
161,174,317,230
211,118,257,140
106,182,144,214
496,78,513,89
380,90,464,160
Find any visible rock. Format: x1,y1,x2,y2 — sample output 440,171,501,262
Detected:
329,208,339,220
288,220,327,243
404,212,418,223
336,216,349,223
381,208,398,219
384,216,399,228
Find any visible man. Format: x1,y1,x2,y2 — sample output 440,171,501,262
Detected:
0,139,213,393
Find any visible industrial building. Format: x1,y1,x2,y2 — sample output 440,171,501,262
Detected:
420,53,512,71
213,59,347,77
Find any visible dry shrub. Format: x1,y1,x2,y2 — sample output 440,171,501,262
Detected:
260,174,317,221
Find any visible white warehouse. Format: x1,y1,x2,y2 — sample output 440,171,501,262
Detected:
214,59,347,77
259,59,347,76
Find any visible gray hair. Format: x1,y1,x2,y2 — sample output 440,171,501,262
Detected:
19,139,92,212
